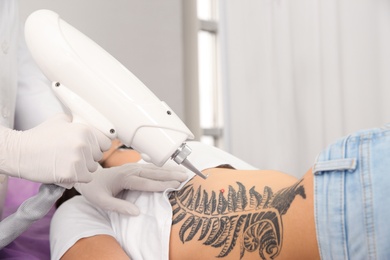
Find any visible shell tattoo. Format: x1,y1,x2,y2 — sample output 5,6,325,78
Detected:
169,180,305,259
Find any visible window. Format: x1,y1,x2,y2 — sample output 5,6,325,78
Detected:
197,0,224,148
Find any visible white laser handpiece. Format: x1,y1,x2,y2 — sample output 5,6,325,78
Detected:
24,9,207,179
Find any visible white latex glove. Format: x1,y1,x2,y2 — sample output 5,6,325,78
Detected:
75,163,188,215
0,113,111,187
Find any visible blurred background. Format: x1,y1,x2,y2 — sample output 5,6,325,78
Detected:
19,0,390,178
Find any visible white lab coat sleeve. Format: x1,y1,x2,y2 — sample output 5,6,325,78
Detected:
14,21,64,131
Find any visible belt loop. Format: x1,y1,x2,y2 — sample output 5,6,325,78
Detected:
313,134,356,175
313,158,357,175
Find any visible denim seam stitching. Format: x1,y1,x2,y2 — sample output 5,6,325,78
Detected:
360,134,377,259
314,175,323,260
340,135,348,259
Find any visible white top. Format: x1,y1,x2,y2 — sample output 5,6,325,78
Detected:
50,141,257,260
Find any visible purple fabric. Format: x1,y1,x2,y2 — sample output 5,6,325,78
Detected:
0,177,54,260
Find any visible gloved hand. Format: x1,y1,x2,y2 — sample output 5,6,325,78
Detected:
0,113,111,187
75,163,188,215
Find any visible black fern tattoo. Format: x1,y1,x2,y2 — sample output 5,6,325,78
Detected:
169,180,305,259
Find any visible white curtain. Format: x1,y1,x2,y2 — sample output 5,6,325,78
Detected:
221,0,390,177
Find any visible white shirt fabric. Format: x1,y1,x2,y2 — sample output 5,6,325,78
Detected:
0,0,63,218
50,141,257,260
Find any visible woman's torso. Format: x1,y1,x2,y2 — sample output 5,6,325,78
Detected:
169,168,319,260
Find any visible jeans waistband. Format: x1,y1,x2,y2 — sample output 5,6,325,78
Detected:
313,125,390,259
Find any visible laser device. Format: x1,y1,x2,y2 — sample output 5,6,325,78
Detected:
24,9,207,179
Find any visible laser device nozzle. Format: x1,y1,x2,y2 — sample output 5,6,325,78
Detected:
171,143,208,179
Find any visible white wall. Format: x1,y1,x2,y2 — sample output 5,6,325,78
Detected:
18,0,186,120
221,0,390,177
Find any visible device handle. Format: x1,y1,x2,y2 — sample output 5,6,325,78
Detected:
52,82,117,139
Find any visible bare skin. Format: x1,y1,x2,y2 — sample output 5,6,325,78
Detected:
60,142,320,260
169,168,319,260
61,235,129,260
99,139,141,168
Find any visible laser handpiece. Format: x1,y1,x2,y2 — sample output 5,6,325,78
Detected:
172,143,209,179
24,9,207,178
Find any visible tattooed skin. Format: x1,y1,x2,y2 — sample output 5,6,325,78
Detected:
169,180,306,259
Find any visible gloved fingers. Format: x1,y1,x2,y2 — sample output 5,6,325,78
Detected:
91,128,112,152
74,125,111,171
136,165,188,182
65,123,109,164
73,159,95,182
123,176,182,192
94,194,140,215
139,163,185,173
76,126,104,163
80,144,100,173
55,182,74,189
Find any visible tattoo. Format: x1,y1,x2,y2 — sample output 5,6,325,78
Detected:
169,179,305,259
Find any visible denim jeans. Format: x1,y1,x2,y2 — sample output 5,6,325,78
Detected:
313,124,390,260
